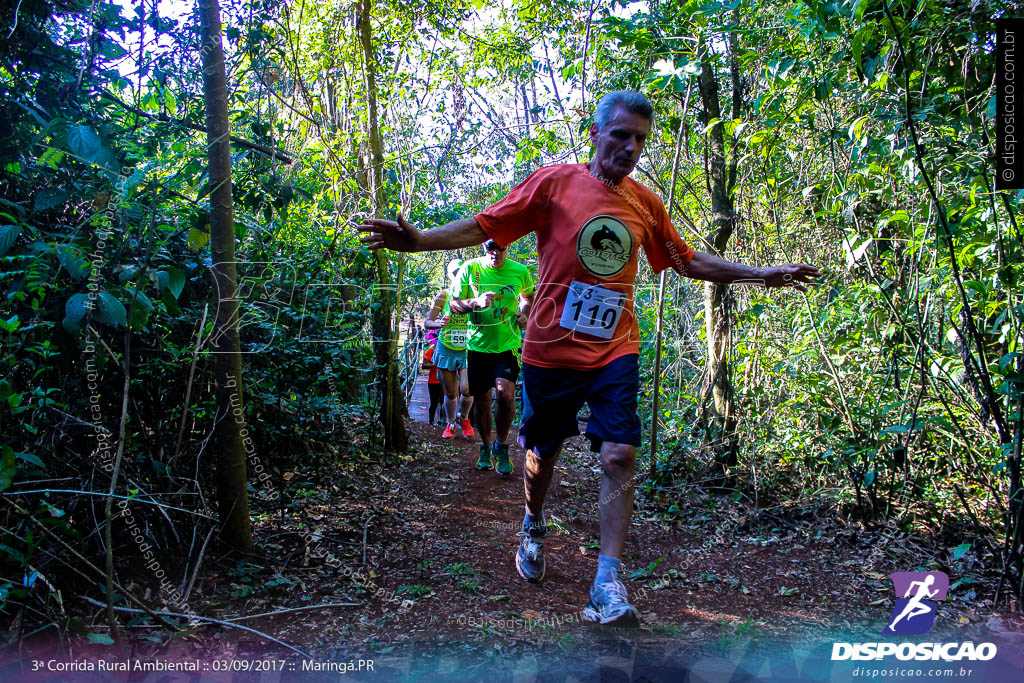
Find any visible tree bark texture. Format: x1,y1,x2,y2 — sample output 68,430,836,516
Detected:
359,0,408,452
698,38,739,475
199,0,252,551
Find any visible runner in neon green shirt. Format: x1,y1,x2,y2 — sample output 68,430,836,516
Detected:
424,259,475,439
450,240,535,474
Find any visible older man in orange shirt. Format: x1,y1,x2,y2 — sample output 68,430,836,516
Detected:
360,90,820,626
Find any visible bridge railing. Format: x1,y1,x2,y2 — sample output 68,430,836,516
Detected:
398,329,424,407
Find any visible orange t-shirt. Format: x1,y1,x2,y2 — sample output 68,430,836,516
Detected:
422,345,440,384
475,163,695,370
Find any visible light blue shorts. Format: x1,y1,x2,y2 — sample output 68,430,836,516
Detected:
434,341,467,371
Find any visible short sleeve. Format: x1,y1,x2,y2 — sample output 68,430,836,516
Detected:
453,262,474,299
521,265,536,298
643,195,695,274
475,167,554,247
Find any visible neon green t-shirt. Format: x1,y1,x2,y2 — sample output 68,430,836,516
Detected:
439,292,468,351
455,257,535,353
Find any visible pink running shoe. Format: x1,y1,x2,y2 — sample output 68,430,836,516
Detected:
442,424,456,439
461,419,475,439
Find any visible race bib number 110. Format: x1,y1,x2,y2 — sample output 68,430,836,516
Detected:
558,280,626,340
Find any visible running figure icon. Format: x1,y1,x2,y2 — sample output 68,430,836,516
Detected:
887,575,938,631
883,571,949,635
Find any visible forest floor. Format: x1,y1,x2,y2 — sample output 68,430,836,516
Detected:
140,377,1023,680
21,381,1024,680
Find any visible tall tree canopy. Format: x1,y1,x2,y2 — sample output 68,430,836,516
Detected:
1,0,1021,642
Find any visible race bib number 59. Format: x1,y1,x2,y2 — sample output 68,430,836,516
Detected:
447,328,467,349
558,280,625,340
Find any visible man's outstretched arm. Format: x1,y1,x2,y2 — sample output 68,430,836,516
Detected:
358,215,487,252
682,251,821,292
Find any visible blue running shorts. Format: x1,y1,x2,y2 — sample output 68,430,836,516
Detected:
433,341,467,372
517,353,641,459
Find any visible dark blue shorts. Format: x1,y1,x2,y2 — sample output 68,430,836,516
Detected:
518,353,641,459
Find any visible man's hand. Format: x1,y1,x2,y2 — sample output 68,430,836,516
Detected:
684,252,822,291
358,214,421,252
516,311,528,329
357,216,487,253
475,291,495,310
762,264,821,292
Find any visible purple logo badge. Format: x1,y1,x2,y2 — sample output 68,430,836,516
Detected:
882,571,949,635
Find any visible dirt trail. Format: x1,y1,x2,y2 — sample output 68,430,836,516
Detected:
180,377,1023,680
387,381,873,637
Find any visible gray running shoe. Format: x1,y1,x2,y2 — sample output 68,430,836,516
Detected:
581,579,641,627
515,522,546,582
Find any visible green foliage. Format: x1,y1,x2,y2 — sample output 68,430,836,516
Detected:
604,0,1021,587
397,584,432,598
0,0,386,633
2,0,1022,637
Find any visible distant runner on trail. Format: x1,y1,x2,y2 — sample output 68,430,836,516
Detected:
359,90,820,627
405,312,422,344
421,329,444,426
448,239,535,475
423,259,474,439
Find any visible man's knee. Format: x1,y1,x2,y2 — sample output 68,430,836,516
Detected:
496,386,515,406
600,444,636,473
526,449,559,474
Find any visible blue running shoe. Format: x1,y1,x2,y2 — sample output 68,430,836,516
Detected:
515,521,545,582
581,579,640,626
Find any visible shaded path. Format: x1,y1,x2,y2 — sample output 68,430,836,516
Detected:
225,383,1024,680
10,375,1018,682
279,418,1012,644
406,371,432,424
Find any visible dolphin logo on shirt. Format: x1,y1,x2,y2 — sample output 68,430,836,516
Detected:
591,225,625,254
577,215,634,278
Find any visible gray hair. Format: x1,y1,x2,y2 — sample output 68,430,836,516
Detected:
593,91,654,131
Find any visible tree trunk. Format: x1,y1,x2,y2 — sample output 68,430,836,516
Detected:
698,36,739,478
199,0,252,551
648,96,690,479
358,0,407,452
